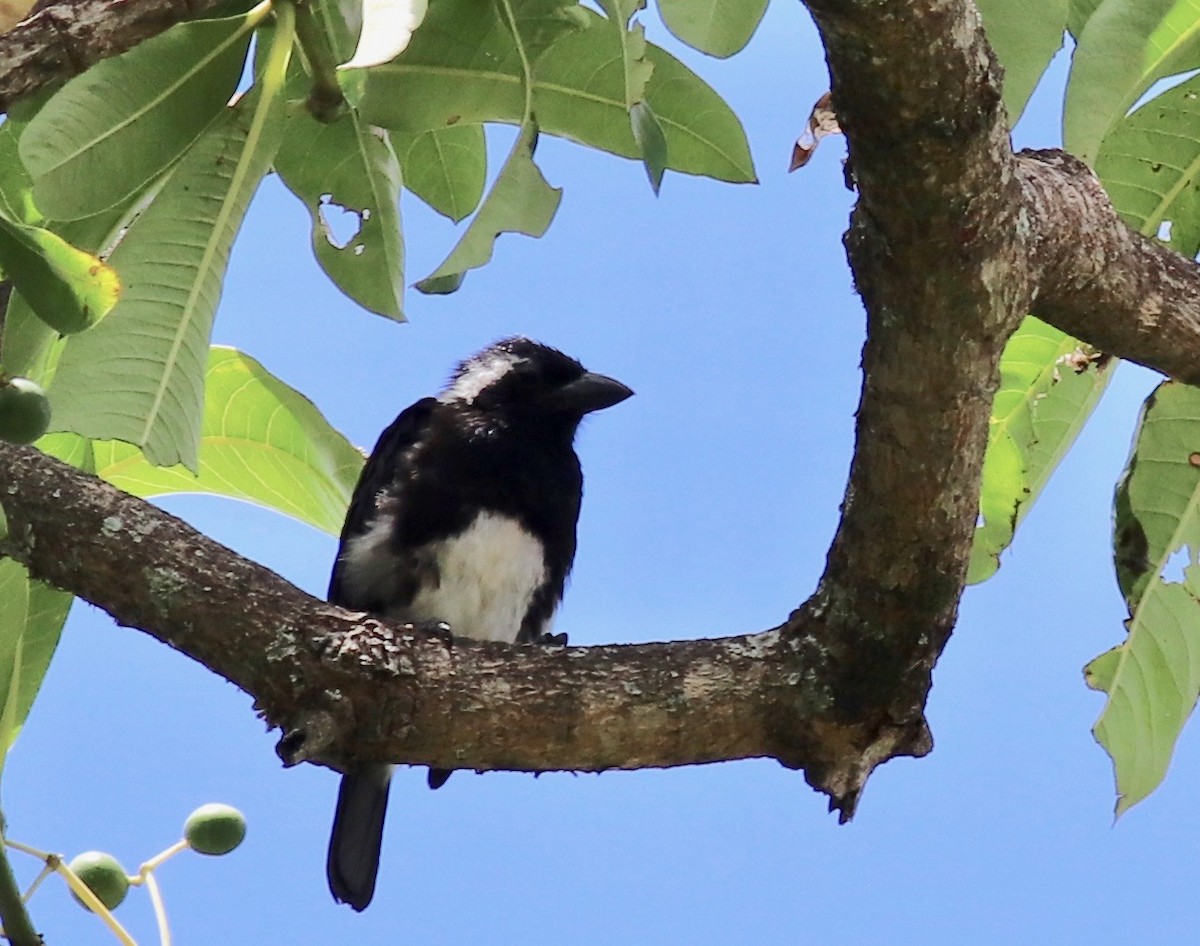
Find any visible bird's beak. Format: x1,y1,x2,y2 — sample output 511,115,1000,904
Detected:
548,371,634,415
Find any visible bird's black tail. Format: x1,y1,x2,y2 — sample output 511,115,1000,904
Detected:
327,763,393,911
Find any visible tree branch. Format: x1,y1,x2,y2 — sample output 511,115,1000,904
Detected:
6,0,1200,826
0,441,922,805
0,0,229,113
1018,149,1200,384
792,0,1029,811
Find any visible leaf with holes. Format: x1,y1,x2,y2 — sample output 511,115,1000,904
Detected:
1087,381,1200,814
46,81,287,472
20,5,266,220
416,123,561,294
92,347,363,535
1095,70,1200,257
275,100,405,319
1064,0,1200,164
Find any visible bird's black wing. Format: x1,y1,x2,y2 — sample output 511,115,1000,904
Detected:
328,397,437,607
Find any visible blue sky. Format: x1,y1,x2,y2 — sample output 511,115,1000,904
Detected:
10,3,1200,943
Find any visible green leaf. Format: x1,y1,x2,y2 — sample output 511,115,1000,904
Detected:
972,55,1183,586
537,17,755,181
355,0,582,130
1068,0,1104,37
1064,0,1200,164
392,125,487,222
1088,381,1200,814
0,119,38,225
1112,383,1200,605
1088,578,1200,815
1084,645,1121,691
656,0,768,58
47,73,289,471
975,0,1067,124
0,201,144,385
631,101,667,194
20,4,268,221
416,123,561,294
0,635,23,774
92,347,363,534
357,3,756,183
1094,70,1200,257
0,214,120,335
597,0,652,108
0,432,90,766
39,431,97,472
312,0,362,59
0,559,72,763
275,103,406,319
595,0,662,191
969,318,1112,583
0,291,59,384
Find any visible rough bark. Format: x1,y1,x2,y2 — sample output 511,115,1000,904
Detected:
4,0,1200,825
0,442,844,781
0,0,231,113
1019,150,1200,384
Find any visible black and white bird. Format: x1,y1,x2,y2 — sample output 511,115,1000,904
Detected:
325,337,632,911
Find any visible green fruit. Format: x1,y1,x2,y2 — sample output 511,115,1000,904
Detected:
0,377,51,445
184,803,246,856
68,851,129,911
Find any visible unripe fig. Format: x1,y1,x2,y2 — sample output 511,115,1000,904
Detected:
0,377,50,444
68,851,129,911
184,803,246,856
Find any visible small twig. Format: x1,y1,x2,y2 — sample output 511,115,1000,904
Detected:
19,863,53,902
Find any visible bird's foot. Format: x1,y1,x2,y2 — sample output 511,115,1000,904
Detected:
415,620,455,648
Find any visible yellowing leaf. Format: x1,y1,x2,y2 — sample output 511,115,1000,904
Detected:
0,214,120,335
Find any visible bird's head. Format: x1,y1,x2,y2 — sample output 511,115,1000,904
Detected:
439,337,633,427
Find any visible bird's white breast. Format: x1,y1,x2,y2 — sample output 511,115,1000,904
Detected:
342,510,550,643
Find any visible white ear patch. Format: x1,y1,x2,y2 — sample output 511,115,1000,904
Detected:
440,350,525,405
